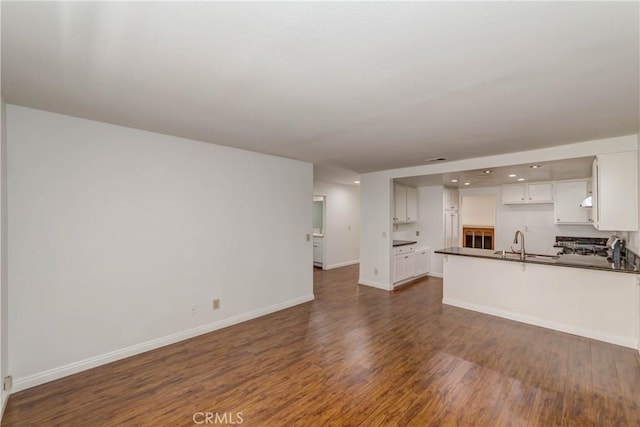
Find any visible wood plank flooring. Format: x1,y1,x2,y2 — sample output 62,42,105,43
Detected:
3,264,640,426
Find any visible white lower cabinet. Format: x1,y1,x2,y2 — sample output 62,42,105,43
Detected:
414,248,431,276
313,237,323,267
394,252,415,283
394,246,430,285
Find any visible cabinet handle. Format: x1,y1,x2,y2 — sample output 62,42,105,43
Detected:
528,197,532,200
521,197,524,200
404,256,408,259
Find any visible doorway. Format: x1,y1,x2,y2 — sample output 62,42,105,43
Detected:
313,196,325,268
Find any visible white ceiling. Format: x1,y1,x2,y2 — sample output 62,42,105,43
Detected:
395,156,594,188
2,2,639,176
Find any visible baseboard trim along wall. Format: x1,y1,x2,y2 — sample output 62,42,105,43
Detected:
427,272,443,278
443,297,638,349
324,260,359,270
358,279,392,291
12,294,315,393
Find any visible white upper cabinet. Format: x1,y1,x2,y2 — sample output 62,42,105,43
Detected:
444,187,459,211
594,152,638,231
393,183,417,223
502,182,553,204
554,180,591,224
406,186,418,223
502,184,526,204
393,183,407,223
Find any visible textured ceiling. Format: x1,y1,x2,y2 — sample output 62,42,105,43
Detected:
2,2,639,175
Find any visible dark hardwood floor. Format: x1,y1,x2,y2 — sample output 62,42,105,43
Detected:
3,264,640,426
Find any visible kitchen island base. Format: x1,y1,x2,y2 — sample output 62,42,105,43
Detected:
442,254,639,349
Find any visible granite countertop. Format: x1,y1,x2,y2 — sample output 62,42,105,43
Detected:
434,247,640,275
393,240,418,247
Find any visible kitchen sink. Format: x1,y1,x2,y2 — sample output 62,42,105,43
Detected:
493,251,559,261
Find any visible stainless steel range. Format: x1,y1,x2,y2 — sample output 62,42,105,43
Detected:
554,236,609,257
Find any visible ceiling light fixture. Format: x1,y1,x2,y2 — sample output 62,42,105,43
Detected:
464,182,470,186
483,170,492,174
530,165,542,169
518,178,525,182
354,180,360,184
451,179,458,183
509,174,517,178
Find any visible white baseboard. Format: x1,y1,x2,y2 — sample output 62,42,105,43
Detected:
427,272,443,278
443,297,638,349
359,279,392,291
13,294,315,393
323,259,359,270
1,391,8,422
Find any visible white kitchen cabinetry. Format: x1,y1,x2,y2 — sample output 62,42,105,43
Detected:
414,248,431,276
502,182,553,204
554,180,591,224
313,237,323,267
444,187,459,211
394,252,415,283
393,183,417,223
594,152,638,231
406,186,418,222
444,210,459,248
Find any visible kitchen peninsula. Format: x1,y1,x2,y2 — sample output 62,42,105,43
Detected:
435,246,640,349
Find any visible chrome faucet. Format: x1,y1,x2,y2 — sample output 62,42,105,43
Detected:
513,230,526,260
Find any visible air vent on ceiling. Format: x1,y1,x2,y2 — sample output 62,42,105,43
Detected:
425,157,447,163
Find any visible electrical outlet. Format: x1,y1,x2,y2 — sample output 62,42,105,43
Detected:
190,304,197,315
374,268,378,275
348,225,351,231
416,230,420,236
212,299,220,310
3,376,12,392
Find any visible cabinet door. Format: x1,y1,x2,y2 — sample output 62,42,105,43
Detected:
394,254,405,283
444,211,459,247
527,183,553,203
406,186,418,223
403,253,415,279
502,184,526,204
597,152,638,231
444,187,459,211
592,159,599,227
313,240,323,264
394,184,407,223
415,249,430,276
554,180,590,224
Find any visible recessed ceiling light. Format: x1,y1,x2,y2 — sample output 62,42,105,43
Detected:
530,165,542,169
517,178,525,182
464,182,470,186
451,179,458,183
509,174,517,178
483,170,492,174
354,180,360,184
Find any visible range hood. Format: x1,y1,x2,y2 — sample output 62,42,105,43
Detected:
580,196,593,208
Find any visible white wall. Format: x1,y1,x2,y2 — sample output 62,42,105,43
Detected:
313,181,360,269
7,106,314,391
417,185,445,277
360,135,639,289
359,173,393,290
0,98,8,412
461,195,495,227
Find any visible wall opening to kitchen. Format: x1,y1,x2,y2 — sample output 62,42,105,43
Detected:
312,196,325,268
460,195,496,250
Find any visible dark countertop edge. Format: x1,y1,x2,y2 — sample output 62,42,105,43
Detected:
393,240,418,247
434,248,640,275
